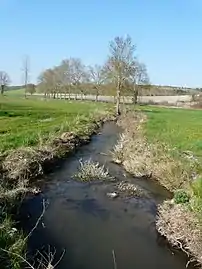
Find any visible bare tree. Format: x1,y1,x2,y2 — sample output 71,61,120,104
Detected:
22,55,30,98
59,59,72,100
0,71,10,95
89,64,105,101
105,35,136,115
69,58,88,100
132,61,149,104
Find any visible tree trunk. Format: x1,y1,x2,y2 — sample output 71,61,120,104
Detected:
133,85,138,104
95,89,99,102
1,85,4,95
116,84,121,116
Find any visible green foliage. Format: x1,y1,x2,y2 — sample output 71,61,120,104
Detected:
174,190,190,204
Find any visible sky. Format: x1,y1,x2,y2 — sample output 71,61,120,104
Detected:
0,0,202,87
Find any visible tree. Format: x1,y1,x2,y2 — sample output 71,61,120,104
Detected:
69,58,89,100
105,35,137,115
0,71,10,95
25,83,36,95
38,68,56,98
89,64,105,101
131,61,149,104
22,55,30,98
58,59,72,100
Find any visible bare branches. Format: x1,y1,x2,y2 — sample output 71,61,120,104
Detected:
131,61,150,104
88,64,105,101
0,71,10,95
105,35,137,115
36,34,149,107
25,199,46,240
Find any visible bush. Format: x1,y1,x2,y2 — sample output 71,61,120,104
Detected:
174,190,190,204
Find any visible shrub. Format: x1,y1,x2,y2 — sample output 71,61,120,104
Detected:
174,190,190,204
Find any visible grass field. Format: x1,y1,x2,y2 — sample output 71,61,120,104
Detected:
139,106,202,157
5,88,25,96
0,97,112,152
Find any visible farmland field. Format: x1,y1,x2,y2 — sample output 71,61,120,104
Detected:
0,96,112,152
139,106,202,158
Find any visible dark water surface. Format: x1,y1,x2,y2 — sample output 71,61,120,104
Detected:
20,122,193,269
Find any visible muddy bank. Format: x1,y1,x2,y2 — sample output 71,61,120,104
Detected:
18,121,195,269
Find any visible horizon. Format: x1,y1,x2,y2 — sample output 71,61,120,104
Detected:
1,0,202,87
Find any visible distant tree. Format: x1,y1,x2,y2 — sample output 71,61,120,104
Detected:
131,61,149,104
22,55,30,98
26,83,36,95
38,68,56,98
69,58,89,100
0,71,10,95
104,35,137,115
89,64,105,102
59,59,72,99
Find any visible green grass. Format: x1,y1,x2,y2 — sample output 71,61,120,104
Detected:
5,89,25,96
0,96,112,152
138,106,202,157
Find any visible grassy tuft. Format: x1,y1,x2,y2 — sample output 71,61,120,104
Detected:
74,159,114,182
0,213,26,269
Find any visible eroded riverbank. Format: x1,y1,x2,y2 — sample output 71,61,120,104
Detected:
19,121,195,269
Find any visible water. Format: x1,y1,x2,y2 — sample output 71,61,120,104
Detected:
19,122,193,269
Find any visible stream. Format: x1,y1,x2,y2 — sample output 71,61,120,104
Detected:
19,122,194,269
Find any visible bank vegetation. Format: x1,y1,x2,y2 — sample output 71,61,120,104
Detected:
113,107,202,265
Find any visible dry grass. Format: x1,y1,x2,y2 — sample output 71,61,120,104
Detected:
113,111,196,191
156,202,202,264
74,159,114,182
116,181,149,197
114,111,202,264
2,147,54,181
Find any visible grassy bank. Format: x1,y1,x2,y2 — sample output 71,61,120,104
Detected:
113,107,202,264
140,106,202,158
0,97,113,152
0,96,113,268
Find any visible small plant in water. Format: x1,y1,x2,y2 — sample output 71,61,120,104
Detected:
74,159,114,182
174,189,190,204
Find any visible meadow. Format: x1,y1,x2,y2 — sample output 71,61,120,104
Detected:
139,106,202,158
0,96,112,152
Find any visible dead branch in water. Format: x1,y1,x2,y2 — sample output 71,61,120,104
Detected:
112,249,117,269
25,199,46,240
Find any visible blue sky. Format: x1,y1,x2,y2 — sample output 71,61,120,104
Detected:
1,0,202,87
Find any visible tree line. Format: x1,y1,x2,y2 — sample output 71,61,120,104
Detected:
0,35,149,115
